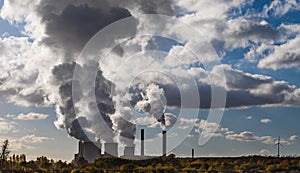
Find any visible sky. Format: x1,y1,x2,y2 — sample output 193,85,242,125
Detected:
0,0,300,161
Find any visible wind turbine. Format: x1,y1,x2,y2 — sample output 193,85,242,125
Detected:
275,136,283,158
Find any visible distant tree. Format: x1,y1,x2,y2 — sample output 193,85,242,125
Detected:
16,154,19,162
0,139,10,167
36,156,50,168
20,154,26,163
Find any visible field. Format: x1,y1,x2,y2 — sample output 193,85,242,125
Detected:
1,155,300,172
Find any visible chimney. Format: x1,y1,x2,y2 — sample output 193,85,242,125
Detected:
141,129,144,156
192,148,194,158
124,146,135,157
104,142,118,157
162,130,166,156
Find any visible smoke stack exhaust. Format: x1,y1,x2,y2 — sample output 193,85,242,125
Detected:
141,129,144,156
162,130,166,156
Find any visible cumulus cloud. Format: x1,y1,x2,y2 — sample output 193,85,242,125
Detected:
225,18,281,47
226,131,275,144
1,134,51,151
289,135,298,141
278,138,292,145
182,119,292,146
177,118,197,130
260,118,272,124
177,117,296,146
175,1,284,53
195,120,228,137
12,112,49,120
263,0,300,17
258,35,300,70
245,116,252,120
17,134,50,144
259,149,271,155
175,0,300,71
160,64,300,108
226,132,292,145
134,116,157,125
0,120,17,133
0,36,53,107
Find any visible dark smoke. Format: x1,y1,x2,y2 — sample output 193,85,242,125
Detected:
40,4,132,59
37,0,175,60
35,0,177,143
52,62,116,142
52,62,81,130
137,0,175,15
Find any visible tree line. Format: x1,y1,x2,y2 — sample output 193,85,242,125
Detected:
1,139,300,172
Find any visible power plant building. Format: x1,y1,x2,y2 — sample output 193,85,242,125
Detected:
74,129,168,162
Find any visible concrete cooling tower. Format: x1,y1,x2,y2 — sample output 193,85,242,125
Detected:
104,142,118,157
83,141,101,163
74,129,168,161
124,146,135,157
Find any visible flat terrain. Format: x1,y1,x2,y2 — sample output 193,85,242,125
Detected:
1,155,300,172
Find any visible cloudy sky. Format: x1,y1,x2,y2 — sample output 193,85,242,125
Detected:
0,0,300,161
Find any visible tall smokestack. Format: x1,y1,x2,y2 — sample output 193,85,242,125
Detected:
141,129,144,156
192,148,194,158
162,130,166,156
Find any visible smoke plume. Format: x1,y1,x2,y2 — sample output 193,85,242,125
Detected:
0,0,178,145
134,84,176,128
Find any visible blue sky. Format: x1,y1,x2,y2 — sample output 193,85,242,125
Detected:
0,0,300,161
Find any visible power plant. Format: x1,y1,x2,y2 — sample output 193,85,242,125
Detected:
74,129,168,162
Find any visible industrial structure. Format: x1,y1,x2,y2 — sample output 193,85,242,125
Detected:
141,129,144,156
275,136,283,158
162,130,167,157
74,129,168,162
104,142,118,157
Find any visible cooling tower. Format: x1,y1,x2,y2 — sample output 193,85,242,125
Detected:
79,140,84,157
124,146,135,157
162,130,166,156
104,142,118,157
83,141,101,163
141,129,144,156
